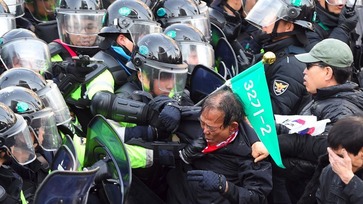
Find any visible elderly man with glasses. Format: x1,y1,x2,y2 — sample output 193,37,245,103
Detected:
167,86,273,204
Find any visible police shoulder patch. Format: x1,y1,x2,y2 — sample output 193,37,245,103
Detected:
273,79,289,96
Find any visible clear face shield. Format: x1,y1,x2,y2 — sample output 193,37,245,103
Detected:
166,15,211,42
25,0,56,22
0,14,16,36
325,0,347,5
26,107,61,151
347,0,363,6
139,59,188,99
241,0,257,15
4,0,24,17
0,38,51,72
56,9,105,48
245,0,286,29
114,17,163,44
179,42,215,74
4,115,36,165
37,81,72,126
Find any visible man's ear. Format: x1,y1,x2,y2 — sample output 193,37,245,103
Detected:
325,66,334,80
285,21,294,32
116,34,125,46
359,147,363,158
229,121,239,133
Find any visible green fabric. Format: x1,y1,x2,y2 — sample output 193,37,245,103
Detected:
125,144,148,168
51,54,63,62
70,69,115,100
229,61,284,168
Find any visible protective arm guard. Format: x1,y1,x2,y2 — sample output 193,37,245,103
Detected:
90,91,156,124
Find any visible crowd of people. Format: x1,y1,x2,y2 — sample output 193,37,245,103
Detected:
0,0,362,203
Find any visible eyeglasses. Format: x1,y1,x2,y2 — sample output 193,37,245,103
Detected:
306,63,326,70
325,0,347,5
199,118,224,132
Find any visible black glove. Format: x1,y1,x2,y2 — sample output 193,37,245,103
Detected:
187,170,227,193
237,49,251,71
179,136,207,164
276,123,291,135
124,126,156,142
88,158,112,183
147,95,181,133
338,6,358,33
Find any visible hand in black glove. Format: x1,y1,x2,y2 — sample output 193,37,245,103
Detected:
179,136,207,164
237,49,251,72
88,158,112,183
147,95,181,133
275,123,291,135
187,170,227,193
338,6,358,33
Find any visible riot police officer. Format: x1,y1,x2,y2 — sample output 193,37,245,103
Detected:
0,102,36,203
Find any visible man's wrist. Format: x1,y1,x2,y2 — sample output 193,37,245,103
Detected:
340,172,354,184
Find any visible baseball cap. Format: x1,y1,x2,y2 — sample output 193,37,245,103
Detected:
295,38,353,68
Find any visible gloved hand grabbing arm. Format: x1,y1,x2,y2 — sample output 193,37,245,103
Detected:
179,136,207,164
147,95,181,133
187,170,227,193
338,6,358,33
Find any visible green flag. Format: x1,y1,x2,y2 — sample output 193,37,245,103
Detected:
226,61,285,168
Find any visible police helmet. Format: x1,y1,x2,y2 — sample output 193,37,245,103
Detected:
3,0,25,17
0,86,62,151
55,0,106,48
127,33,188,99
0,36,51,73
164,23,214,74
99,0,161,43
246,0,314,30
24,0,56,22
155,0,211,41
0,102,36,165
0,68,72,126
0,28,36,44
0,0,16,37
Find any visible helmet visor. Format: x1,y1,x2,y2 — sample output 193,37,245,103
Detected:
166,15,211,42
7,115,36,165
0,14,16,36
0,38,51,73
56,10,105,48
4,0,24,17
325,0,347,5
347,0,362,6
28,108,61,151
245,0,286,29
140,59,188,98
125,20,162,44
25,0,56,22
179,42,215,74
37,81,71,126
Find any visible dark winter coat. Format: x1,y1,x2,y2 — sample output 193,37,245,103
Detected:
167,120,272,204
264,37,311,115
316,166,363,204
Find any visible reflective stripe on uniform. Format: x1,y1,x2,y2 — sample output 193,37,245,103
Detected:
125,144,153,168
51,54,63,62
85,69,114,100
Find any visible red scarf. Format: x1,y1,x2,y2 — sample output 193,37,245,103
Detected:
202,131,238,153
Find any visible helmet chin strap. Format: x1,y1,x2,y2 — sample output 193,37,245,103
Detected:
261,20,299,44
222,1,242,21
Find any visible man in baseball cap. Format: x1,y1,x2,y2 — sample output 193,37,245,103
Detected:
295,38,353,94
275,38,363,203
